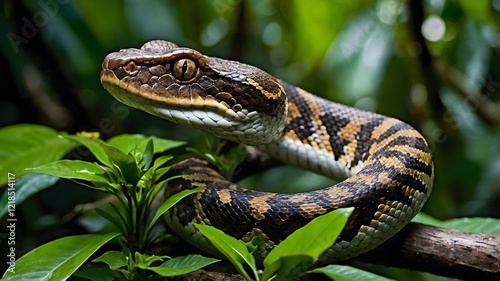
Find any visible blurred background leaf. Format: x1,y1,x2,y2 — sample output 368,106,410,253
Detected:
0,0,499,279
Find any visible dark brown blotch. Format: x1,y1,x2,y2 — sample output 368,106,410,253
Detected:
158,75,176,87
137,68,152,84
149,65,167,76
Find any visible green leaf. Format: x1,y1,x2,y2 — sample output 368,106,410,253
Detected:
153,166,172,181
441,218,500,235
309,264,395,281
134,252,169,269
194,223,257,281
101,144,142,185
0,124,77,185
72,268,116,281
148,136,185,154
413,213,500,235
152,155,174,172
93,251,128,270
146,186,204,237
25,160,110,188
95,207,127,234
108,134,184,155
0,173,58,219
74,268,117,281
63,135,112,167
149,155,175,186
148,255,219,277
412,212,442,226
107,134,144,154
1,232,120,281
262,207,354,280
142,139,154,171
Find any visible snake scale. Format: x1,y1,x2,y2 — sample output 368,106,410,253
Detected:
100,40,434,263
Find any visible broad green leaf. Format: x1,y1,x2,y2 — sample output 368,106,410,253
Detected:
309,264,394,281
107,134,184,155
194,223,257,281
25,160,109,185
1,232,120,281
146,135,185,154
93,250,128,270
107,134,148,154
271,255,315,281
262,207,354,280
146,186,204,237
0,173,58,219
64,135,112,167
0,124,77,185
413,213,500,235
149,254,219,277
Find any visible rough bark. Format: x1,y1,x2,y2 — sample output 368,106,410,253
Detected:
360,222,500,280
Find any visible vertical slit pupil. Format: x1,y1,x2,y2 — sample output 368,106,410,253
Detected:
182,60,188,78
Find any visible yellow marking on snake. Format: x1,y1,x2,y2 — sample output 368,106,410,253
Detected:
217,189,232,205
299,203,327,219
248,194,275,220
247,78,282,100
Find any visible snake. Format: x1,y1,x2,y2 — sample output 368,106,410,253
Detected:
100,40,434,264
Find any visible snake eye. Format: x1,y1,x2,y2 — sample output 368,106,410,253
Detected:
171,58,197,81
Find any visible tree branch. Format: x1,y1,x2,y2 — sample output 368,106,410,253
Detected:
360,222,500,280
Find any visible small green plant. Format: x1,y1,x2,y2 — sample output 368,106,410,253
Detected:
0,125,218,280
186,137,247,180
195,207,395,281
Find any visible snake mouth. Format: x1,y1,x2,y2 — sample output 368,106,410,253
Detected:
101,68,279,145
101,67,255,121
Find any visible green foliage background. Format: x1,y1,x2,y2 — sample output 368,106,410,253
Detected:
0,0,499,279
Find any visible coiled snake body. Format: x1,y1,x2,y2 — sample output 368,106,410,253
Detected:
101,40,434,263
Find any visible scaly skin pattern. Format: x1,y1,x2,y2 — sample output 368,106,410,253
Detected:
100,40,434,264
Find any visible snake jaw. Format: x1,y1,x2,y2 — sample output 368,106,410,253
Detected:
152,106,286,145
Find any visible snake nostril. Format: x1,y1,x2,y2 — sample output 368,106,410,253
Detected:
123,61,139,76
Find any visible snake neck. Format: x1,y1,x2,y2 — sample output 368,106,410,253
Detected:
258,81,433,184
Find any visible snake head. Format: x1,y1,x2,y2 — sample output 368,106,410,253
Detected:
101,40,288,145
